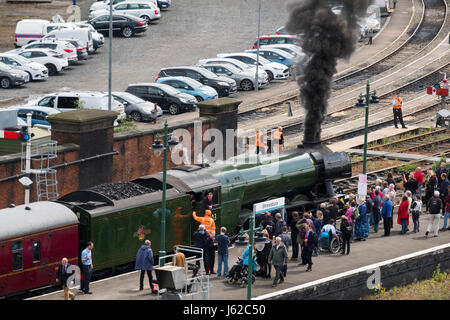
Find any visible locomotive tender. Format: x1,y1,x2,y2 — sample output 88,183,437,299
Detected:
0,146,350,298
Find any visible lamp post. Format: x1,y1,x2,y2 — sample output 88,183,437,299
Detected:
107,0,113,111
355,80,379,174
255,0,261,92
151,120,178,266
235,214,267,300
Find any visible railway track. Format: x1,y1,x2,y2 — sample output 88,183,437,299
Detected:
333,0,446,90
349,128,450,167
334,148,450,195
237,0,448,127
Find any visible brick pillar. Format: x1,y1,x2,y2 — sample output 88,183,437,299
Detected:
47,110,118,189
197,97,241,160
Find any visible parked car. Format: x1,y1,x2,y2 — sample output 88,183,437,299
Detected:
217,53,289,81
260,44,304,59
112,91,162,121
0,62,29,89
28,91,126,124
43,28,94,53
12,39,78,64
90,0,158,13
276,26,287,35
157,76,218,101
126,83,197,115
88,14,148,38
89,2,160,24
0,53,48,81
202,64,268,91
156,66,237,97
7,106,60,126
43,37,88,61
245,48,296,67
18,49,68,76
157,0,170,10
252,34,300,48
197,57,269,82
71,22,105,52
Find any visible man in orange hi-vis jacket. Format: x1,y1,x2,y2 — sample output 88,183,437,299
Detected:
273,126,284,152
392,93,407,129
193,210,216,237
255,129,265,155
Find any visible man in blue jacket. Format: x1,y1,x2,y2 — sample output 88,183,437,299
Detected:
135,240,156,292
381,195,393,236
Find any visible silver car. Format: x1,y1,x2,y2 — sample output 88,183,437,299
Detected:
112,91,163,122
0,62,29,88
202,63,268,91
197,57,269,85
0,53,48,81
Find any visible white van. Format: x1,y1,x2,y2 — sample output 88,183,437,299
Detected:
44,28,94,53
28,92,126,125
14,19,71,47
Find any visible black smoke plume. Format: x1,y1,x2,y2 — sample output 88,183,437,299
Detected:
286,0,371,145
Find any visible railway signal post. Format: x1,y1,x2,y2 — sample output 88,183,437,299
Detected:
355,81,379,175
0,113,32,204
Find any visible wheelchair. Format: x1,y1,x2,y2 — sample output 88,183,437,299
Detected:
226,257,256,288
318,230,342,254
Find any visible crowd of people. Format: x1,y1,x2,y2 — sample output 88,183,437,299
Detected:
56,162,449,297
186,162,450,289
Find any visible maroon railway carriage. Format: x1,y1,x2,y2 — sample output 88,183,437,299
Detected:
0,201,78,298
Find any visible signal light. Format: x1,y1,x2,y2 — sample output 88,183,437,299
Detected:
19,127,33,142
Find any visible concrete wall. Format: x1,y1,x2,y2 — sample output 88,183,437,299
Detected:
255,243,450,300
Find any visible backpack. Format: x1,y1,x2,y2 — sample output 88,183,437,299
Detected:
311,231,318,246
428,197,441,214
345,222,353,233
351,207,359,220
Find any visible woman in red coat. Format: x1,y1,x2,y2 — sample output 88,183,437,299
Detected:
398,195,410,234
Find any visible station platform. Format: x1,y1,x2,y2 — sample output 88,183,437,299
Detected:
31,213,450,300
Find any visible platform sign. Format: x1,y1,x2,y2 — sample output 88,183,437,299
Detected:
253,197,285,217
358,174,367,200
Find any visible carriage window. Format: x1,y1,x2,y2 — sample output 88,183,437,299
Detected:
12,241,23,271
32,241,40,262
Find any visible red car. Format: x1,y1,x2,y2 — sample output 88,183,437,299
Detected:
0,201,78,298
252,35,300,48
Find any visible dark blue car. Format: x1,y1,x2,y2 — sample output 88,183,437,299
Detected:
157,0,170,9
